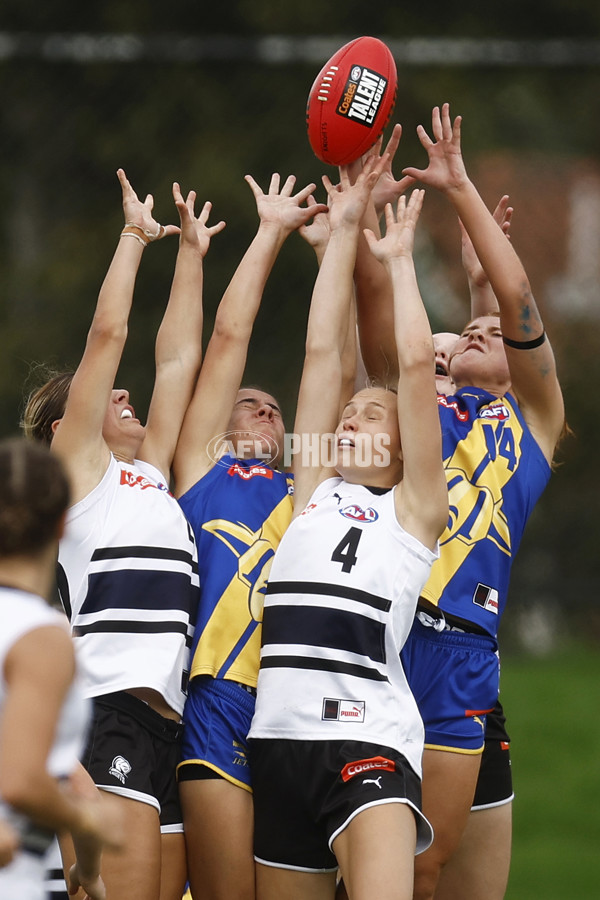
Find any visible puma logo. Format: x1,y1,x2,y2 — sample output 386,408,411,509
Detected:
362,776,382,789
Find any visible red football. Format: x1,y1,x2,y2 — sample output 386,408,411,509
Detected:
306,36,397,166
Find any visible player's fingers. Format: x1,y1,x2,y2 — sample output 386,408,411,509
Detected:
244,174,263,196
293,182,318,204
281,174,297,196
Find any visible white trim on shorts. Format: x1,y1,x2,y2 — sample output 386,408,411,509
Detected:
97,784,184,832
328,797,434,856
471,791,514,812
160,822,184,835
97,783,161,812
254,855,338,875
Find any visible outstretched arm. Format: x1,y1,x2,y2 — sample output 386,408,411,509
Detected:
292,152,388,513
173,174,327,496
364,194,448,549
51,170,178,502
403,103,564,462
352,125,414,383
139,185,225,478
460,194,513,318
299,196,361,405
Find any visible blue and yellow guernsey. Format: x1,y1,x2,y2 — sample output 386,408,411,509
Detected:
178,455,294,688
421,388,551,638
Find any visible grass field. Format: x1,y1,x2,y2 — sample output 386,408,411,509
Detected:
500,642,600,899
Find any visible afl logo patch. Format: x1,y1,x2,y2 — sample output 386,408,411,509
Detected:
339,504,378,523
478,402,511,421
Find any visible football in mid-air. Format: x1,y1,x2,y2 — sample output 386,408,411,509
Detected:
306,36,397,166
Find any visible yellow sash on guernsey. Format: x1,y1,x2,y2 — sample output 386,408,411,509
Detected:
189,492,293,686
421,408,522,608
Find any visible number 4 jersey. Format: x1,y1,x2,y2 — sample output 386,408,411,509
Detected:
422,388,551,637
249,478,437,779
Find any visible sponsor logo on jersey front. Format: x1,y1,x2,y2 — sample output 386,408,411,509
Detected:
339,504,378,523
227,462,274,481
437,394,470,421
109,755,132,784
337,64,387,126
322,698,365,722
340,755,396,782
120,469,172,493
472,582,499,614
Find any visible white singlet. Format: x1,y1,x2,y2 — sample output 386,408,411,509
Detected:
57,455,199,716
0,588,89,900
249,477,437,778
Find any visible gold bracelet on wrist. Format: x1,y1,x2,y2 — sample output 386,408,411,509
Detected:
121,221,166,245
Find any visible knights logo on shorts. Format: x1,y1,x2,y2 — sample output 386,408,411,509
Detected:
109,755,132,784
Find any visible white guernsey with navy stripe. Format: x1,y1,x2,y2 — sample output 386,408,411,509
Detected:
58,455,199,716
249,477,437,778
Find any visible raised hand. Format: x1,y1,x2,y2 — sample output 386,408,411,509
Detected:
67,863,107,900
173,183,226,257
363,189,425,264
117,168,180,241
369,124,417,216
402,102,468,194
244,173,328,234
324,144,389,231
298,193,331,258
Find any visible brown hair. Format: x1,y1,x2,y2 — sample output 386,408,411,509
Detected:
21,372,74,446
0,438,70,557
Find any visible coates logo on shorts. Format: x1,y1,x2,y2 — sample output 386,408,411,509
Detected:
341,756,396,782
339,504,378,523
207,431,280,469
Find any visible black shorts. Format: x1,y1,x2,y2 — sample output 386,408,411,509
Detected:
472,700,513,810
248,738,433,872
83,691,184,831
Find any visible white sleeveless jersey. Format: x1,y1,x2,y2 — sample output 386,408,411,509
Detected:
0,588,89,897
58,455,199,715
249,478,437,777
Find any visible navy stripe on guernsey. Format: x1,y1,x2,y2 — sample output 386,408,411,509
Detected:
266,580,391,612
262,580,390,682
92,545,197,567
74,545,197,644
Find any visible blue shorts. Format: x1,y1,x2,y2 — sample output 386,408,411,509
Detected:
178,676,255,791
400,619,499,753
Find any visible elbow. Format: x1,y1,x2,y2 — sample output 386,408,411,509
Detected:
211,314,250,347
87,319,128,348
0,772,42,814
400,348,435,379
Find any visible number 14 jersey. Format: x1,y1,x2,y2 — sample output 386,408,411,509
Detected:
249,478,437,779
422,388,551,637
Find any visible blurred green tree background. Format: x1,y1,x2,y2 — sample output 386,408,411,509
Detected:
1,2,599,653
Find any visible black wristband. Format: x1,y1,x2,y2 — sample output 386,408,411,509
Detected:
503,331,546,350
